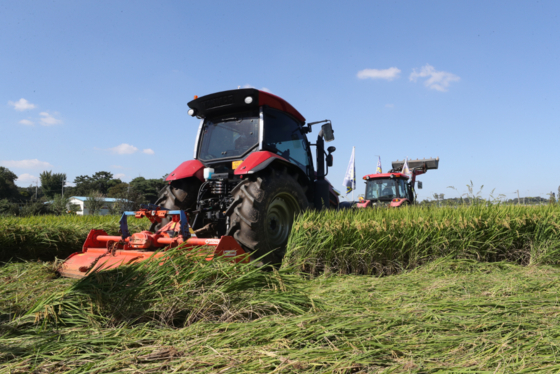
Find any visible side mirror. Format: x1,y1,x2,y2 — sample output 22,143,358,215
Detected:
417,181,423,189
327,146,336,153
326,154,333,167
321,123,335,142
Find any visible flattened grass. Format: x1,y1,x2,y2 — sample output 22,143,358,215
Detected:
4,259,560,372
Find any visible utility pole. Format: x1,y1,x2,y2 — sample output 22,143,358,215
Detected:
517,190,520,205
62,178,66,197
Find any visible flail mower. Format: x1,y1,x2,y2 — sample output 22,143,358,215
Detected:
59,88,338,278
58,206,248,279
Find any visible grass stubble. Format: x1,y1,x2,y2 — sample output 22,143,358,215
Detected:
2,205,560,372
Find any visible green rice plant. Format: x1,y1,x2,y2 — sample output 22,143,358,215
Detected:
284,204,560,275
0,215,148,262
25,249,317,328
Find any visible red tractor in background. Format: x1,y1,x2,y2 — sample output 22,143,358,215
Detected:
154,88,339,264
355,158,439,208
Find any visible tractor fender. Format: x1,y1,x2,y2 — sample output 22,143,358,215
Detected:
390,199,410,208
234,151,311,200
234,151,289,175
356,200,372,208
166,160,205,182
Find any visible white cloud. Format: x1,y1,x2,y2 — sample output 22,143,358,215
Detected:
357,67,401,81
19,119,34,126
385,104,395,108
39,111,62,126
0,159,53,169
8,98,36,111
409,64,460,92
16,173,38,184
260,87,272,93
108,143,139,154
142,148,155,155
114,173,126,179
111,165,124,169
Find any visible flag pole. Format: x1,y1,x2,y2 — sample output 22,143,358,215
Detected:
352,146,355,202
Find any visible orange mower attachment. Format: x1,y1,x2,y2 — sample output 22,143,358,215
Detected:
58,207,248,279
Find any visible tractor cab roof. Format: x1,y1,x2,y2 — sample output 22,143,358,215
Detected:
188,88,305,123
363,173,409,180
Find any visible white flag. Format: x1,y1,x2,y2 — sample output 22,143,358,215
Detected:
402,157,411,176
342,147,356,195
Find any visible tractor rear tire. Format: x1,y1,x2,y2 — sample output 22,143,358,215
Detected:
227,167,308,265
150,177,201,231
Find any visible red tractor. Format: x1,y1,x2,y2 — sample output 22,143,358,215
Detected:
355,158,439,208
154,88,339,264
58,88,339,278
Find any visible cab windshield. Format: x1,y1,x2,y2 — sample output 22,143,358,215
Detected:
365,178,408,200
198,111,260,161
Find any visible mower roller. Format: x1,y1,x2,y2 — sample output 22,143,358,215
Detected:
58,206,247,279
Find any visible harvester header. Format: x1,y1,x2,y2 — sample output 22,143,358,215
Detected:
391,157,439,172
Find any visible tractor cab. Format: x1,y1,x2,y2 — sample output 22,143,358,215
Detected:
356,158,440,208
188,88,322,180
360,173,412,207
364,173,411,202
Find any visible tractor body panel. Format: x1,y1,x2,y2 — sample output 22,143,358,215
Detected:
166,160,205,182
233,151,288,175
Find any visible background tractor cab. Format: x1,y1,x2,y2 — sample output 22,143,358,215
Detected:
357,158,439,208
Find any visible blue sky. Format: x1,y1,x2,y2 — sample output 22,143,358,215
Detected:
1,0,559,201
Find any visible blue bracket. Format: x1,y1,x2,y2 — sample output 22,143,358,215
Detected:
119,211,136,240
119,210,191,241
168,210,191,240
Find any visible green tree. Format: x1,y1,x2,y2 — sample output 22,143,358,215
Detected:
0,167,19,200
70,171,122,196
130,177,166,204
49,194,77,215
40,171,67,199
0,199,19,215
84,191,105,215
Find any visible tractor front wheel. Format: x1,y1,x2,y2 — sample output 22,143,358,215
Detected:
227,168,308,265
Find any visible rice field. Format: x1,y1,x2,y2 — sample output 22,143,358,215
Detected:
286,204,560,275
3,205,560,372
0,215,149,262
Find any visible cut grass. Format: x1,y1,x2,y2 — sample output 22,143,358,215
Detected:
3,258,560,372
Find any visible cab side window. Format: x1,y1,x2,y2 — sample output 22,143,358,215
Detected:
398,179,408,198
263,108,310,173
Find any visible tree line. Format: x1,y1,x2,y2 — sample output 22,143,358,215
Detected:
0,166,167,216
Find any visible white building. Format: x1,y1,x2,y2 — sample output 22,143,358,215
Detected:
69,196,129,216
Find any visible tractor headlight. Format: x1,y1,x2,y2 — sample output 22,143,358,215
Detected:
244,96,253,104
188,109,196,117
